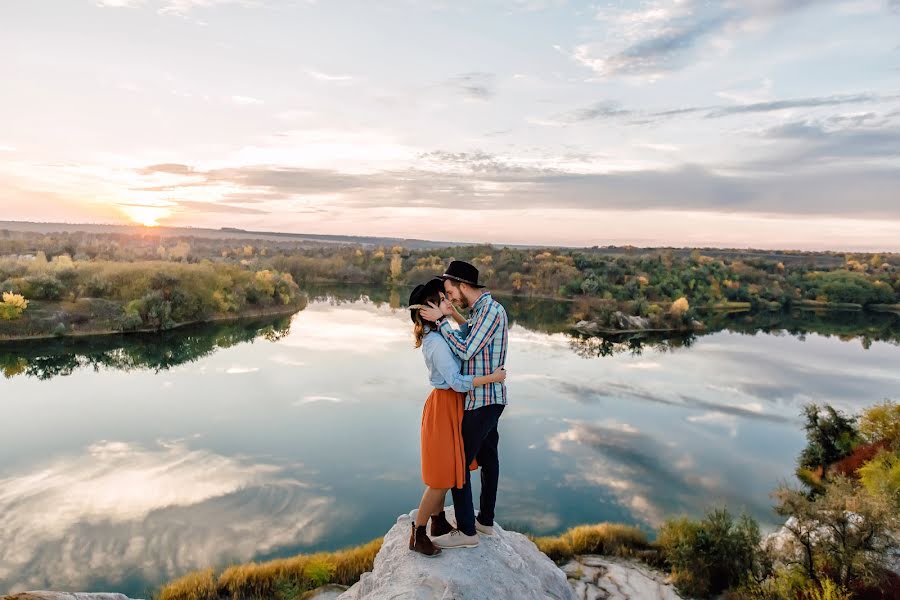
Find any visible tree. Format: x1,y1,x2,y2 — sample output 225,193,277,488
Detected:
772,478,898,588
798,404,861,485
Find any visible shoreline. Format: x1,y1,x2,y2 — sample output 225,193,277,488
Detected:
0,302,305,344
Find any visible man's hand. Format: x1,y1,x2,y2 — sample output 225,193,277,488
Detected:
419,301,446,323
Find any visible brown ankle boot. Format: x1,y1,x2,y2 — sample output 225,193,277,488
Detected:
409,523,415,550
430,511,453,538
411,524,442,557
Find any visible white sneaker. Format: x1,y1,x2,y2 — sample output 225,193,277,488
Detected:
475,520,495,536
432,529,479,549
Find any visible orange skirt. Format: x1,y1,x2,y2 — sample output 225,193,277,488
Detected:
421,388,478,489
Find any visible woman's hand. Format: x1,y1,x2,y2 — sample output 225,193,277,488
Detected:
491,366,507,383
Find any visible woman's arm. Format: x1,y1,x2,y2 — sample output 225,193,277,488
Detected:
473,367,506,388
427,337,475,393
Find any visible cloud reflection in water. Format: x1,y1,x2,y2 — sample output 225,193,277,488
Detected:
0,440,337,593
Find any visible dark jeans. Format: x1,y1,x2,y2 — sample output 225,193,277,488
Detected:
451,403,505,536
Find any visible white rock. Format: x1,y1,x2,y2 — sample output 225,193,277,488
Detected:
562,556,684,600
1,594,140,600
338,507,575,600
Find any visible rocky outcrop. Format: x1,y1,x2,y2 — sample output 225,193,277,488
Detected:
338,507,574,600
1,594,140,600
562,556,684,600
574,312,652,334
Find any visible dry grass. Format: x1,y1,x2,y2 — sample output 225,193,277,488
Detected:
532,522,650,564
156,568,217,600
155,522,648,600
155,539,382,600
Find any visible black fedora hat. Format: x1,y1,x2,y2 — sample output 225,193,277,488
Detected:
439,260,485,288
408,277,444,323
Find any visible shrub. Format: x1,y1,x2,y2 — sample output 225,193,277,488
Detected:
0,291,28,320
670,297,690,317
772,477,898,589
830,440,890,479
658,508,763,598
858,450,900,510
859,400,900,449
23,273,65,300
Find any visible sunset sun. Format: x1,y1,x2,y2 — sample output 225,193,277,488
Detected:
119,205,171,227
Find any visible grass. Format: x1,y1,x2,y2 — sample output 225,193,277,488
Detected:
531,522,652,564
156,539,382,600
154,523,651,600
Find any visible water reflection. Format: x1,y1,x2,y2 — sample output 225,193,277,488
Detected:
1,287,899,597
0,439,336,595
1,315,294,380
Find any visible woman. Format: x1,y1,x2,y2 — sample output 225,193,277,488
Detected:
407,277,506,557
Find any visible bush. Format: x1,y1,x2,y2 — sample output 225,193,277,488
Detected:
859,400,900,449
772,477,898,589
0,291,28,320
23,273,65,300
658,508,763,598
858,450,900,510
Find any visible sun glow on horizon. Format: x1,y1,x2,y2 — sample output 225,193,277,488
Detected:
119,204,172,227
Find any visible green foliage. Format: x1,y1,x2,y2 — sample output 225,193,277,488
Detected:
807,271,896,305
797,404,860,484
658,508,763,598
22,273,65,300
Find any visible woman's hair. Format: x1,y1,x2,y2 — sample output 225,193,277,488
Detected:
412,287,443,348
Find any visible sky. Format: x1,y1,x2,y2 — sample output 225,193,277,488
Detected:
1,0,899,250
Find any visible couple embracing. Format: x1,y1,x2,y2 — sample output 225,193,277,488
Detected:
407,260,509,557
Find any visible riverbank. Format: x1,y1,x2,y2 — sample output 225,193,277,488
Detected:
152,520,650,600
0,299,306,343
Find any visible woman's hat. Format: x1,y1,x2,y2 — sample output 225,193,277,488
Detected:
439,260,485,288
408,277,445,323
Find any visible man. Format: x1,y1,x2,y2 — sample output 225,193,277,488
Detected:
420,260,508,549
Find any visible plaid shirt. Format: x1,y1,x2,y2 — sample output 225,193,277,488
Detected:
438,292,508,411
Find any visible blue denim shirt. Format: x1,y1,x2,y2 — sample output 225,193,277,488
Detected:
422,330,474,393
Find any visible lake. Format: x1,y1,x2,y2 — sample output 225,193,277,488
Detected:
2,287,899,597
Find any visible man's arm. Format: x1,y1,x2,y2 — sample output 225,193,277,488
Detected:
438,303,503,361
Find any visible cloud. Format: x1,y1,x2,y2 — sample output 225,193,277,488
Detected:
232,95,264,105
568,101,632,122
448,72,495,100
304,69,354,82
95,0,146,6
706,93,882,117
578,14,732,78
171,200,270,214
574,0,838,80
94,0,261,15
132,156,900,217
139,163,195,175
752,119,900,167
545,92,890,124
